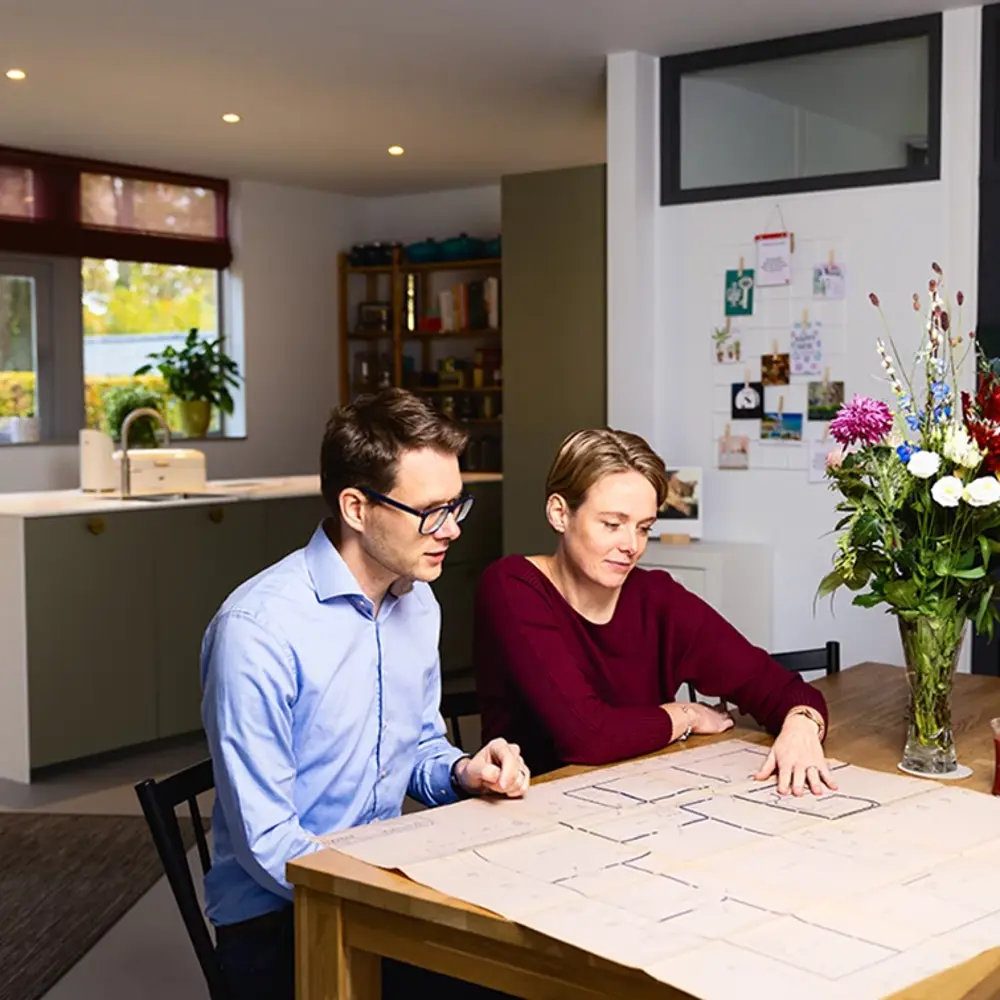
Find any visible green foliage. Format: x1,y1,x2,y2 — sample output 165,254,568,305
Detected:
82,260,217,337
101,384,164,447
134,328,241,412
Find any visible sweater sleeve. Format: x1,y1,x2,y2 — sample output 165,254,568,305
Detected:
658,573,828,735
478,564,675,765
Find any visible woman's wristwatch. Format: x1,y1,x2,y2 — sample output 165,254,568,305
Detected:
785,705,826,742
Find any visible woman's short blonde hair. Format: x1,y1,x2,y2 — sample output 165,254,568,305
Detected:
545,428,669,511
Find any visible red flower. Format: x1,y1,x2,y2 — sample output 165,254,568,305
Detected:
964,372,1000,472
869,292,880,307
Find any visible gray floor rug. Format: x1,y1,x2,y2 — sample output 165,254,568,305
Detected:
0,812,196,1000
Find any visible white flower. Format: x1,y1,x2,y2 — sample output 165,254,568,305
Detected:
908,450,942,479
943,424,983,470
931,476,964,507
964,477,1000,507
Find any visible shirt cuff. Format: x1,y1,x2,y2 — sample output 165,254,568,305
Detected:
428,747,469,805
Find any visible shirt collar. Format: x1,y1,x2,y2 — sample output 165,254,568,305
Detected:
304,521,411,611
304,522,367,602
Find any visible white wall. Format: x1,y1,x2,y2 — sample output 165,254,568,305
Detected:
608,8,981,673
361,185,501,243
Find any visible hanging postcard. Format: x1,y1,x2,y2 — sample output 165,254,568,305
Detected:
718,432,750,470
731,381,764,420
755,231,792,287
791,316,823,377
813,260,846,300
712,322,742,364
724,268,755,316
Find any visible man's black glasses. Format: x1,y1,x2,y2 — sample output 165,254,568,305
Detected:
359,488,474,535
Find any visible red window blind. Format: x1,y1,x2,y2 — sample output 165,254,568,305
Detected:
0,146,232,269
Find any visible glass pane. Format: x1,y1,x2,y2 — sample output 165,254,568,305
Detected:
679,36,929,190
80,174,219,238
0,274,39,444
81,259,221,438
0,167,36,219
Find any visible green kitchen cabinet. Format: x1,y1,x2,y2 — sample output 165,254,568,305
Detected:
24,511,158,767
152,502,268,738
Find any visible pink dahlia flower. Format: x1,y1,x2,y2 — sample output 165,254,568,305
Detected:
829,395,893,446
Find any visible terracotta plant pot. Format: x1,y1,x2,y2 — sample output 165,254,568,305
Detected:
179,400,212,438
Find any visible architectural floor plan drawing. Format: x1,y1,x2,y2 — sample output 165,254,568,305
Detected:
321,739,1000,999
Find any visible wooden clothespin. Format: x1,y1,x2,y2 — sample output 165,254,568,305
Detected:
771,338,779,356
802,308,809,327
738,256,744,277
778,395,785,416
828,248,836,268
724,422,731,439
725,316,732,334
789,232,796,253
744,366,751,388
823,366,830,387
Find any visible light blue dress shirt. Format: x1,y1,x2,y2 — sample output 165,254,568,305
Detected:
200,523,465,927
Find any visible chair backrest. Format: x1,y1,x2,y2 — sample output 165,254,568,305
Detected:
440,688,480,751
771,641,841,676
134,758,230,1000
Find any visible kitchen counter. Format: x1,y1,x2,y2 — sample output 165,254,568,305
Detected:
0,472,503,518
0,471,503,783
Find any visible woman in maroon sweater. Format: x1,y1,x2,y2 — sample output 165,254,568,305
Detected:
474,428,835,797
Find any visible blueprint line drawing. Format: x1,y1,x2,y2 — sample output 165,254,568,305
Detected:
320,739,1000,999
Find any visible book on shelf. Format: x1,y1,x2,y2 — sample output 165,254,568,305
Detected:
437,277,500,332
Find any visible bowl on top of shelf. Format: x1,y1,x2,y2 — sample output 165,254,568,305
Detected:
440,233,484,261
349,241,400,267
405,238,443,264
482,235,501,258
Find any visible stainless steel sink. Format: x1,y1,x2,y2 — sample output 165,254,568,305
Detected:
106,492,235,503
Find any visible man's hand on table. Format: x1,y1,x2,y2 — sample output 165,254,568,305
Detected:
755,708,838,797
454,738,530,798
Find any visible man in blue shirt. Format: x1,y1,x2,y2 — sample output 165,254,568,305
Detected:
202,388,528,1000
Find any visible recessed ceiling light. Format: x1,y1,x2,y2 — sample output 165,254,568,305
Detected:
5,69,26,81
222,113,241,124
388,145,405,156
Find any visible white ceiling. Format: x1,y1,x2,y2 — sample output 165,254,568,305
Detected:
0,0,969,196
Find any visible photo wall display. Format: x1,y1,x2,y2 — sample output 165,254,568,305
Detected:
709,228,849,476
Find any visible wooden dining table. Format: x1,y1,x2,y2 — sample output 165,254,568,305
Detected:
287,663,1000,999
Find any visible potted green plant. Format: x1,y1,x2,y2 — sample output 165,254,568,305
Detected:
102,383,164,447
134,328,241,438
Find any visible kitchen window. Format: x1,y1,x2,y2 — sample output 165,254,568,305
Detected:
0,146,238,445
82,259,224,438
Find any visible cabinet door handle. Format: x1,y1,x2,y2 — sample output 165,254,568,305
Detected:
208,507,225,524
86,516,106,536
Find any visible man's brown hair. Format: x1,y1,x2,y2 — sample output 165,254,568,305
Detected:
545,428,669,511
320,388,468,514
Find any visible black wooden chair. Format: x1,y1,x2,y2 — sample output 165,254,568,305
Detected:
686,641,840,704
440,667,480,751
135,758,230,1000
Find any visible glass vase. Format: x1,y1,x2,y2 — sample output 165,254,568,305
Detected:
898,613,967,776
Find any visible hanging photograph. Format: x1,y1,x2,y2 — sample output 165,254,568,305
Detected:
791,319,824,376
807,380,845,421
761,352,790,385
755,232,792,287
761,411,804,442
653,467,702,539
718,433,750,470
731,381,764,420
724,269,755,316
813,261,847,300
711,323,742,364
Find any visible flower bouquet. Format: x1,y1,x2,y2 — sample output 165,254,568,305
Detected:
819,264,1000,776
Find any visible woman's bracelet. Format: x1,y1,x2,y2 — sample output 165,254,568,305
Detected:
785,705,826,742
675,703,694,743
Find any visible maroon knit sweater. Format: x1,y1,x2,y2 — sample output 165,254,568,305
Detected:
474,555,828,776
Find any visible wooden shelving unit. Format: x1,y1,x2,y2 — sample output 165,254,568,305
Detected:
337,246,503,472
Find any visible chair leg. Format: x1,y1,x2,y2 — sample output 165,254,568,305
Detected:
451,716,464,751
